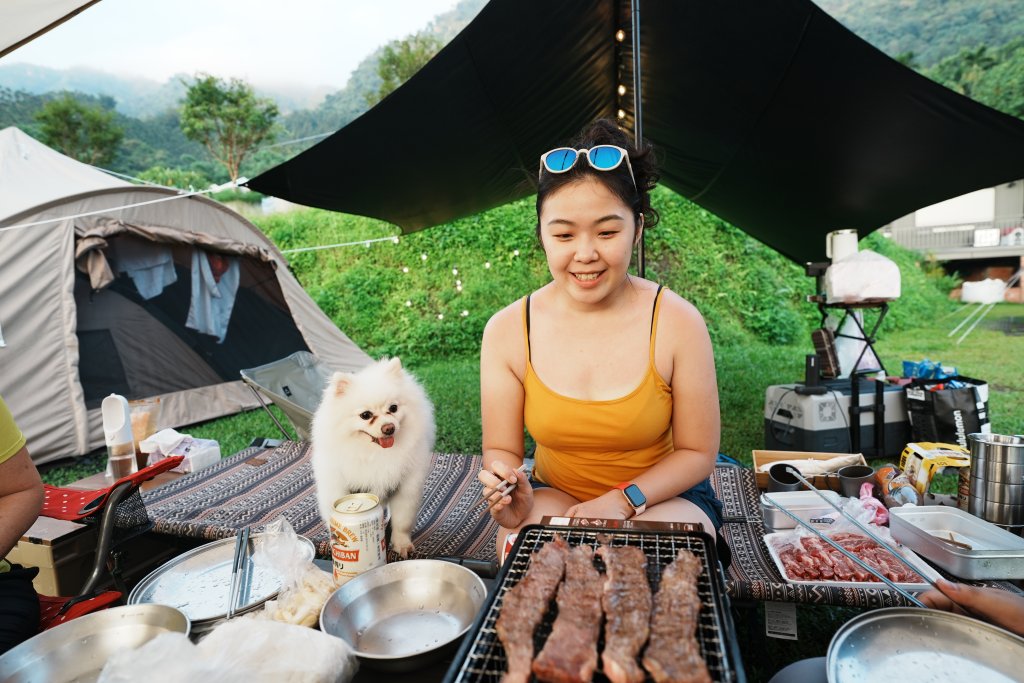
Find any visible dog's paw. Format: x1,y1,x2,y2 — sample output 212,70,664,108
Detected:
391,532,414,559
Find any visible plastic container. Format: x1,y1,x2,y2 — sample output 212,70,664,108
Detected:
102,393,136,480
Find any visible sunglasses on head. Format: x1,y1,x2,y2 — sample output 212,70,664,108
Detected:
538,145,637,192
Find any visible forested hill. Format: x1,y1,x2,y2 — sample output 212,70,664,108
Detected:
815,0,1024,67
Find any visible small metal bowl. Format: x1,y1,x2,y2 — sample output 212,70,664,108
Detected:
0,604,189,683
319,559,487,672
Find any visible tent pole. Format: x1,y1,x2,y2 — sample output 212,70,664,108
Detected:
631,0,645,278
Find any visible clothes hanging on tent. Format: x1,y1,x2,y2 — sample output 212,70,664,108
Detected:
186,249,239,343
111,238,177,300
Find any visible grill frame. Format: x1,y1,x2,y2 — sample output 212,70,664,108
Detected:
443,524,746,683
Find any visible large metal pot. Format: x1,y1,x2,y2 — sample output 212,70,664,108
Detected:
319,559,487,672
0,604,189,683
827,607,1024,682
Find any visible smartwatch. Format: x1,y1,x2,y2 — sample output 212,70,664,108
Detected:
616,482,647,517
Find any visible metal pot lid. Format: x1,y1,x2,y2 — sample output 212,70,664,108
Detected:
827,607,1024,683
128,532,314,623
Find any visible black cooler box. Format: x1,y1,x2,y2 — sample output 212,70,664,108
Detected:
764,379,910,457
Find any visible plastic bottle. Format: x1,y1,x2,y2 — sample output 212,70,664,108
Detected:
102,393,137,480
875,465,921,508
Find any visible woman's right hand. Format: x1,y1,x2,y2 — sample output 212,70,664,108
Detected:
478,461,533,529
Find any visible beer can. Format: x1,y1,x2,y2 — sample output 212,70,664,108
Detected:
330,493,386,585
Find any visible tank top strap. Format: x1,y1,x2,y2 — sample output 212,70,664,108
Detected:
522,295,532,362
649,285,665,365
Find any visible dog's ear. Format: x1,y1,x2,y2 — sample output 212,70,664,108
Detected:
383,357,403,375
329,371,352,397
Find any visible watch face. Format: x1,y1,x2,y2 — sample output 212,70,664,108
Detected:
623,484,646,508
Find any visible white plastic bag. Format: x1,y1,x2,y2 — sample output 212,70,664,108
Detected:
255,517,336,627
98,619,357,683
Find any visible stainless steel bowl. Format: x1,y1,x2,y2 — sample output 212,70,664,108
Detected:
319,559,487,672
827,607,1024,683
0,604,189,683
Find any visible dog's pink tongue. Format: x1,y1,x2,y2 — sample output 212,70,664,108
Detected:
378,436,395,449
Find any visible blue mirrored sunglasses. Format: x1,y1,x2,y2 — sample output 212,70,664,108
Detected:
538,145,637,192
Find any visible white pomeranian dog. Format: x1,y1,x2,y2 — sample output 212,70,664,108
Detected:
311,357,435,558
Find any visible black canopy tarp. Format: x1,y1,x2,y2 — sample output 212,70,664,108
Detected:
248,0,1024,264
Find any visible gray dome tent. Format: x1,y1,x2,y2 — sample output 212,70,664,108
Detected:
0,126,371,465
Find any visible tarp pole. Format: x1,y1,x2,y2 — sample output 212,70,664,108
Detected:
632,0,646,278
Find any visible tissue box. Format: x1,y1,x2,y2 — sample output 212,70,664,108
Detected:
145,435,221,473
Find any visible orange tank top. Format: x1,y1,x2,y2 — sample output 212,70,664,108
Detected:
523,287,674,502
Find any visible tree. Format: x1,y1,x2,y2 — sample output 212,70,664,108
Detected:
180,74,278,182
34,94,123,165
365,34,443,106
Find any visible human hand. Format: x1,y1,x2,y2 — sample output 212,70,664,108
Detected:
565,490,633,521
918,578,1024,637
478,461,533,529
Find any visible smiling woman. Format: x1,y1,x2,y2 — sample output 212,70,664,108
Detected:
477,119,730,566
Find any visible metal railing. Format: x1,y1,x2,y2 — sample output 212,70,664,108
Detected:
887,216,1024,255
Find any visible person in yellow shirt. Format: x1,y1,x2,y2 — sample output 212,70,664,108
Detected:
477,119,728,565
0,393,44,653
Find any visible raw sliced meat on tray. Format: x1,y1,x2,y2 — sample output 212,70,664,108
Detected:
771,531,925,583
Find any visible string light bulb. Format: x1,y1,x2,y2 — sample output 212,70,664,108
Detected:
461,310,469,317
437,313,444,320
513,249,520,257
617,109,626,120
452,268,458,275
405,300,412,307
402,266,409,273
420,253,428,261
392,236,400,244
615,29,626,42
485,262,491,269
617,84,627,96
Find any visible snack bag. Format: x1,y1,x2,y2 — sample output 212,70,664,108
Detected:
875,465,921,508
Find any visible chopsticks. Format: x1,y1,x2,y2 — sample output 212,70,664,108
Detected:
226,526,250,620
482,463,528,512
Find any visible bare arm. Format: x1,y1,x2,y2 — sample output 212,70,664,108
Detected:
0,446,44,558
478,303,535,527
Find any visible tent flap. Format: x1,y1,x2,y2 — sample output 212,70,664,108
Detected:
248,0,1024,264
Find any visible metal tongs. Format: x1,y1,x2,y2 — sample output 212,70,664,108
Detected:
482,463,528,511
226,526,251,619
763,466,940,608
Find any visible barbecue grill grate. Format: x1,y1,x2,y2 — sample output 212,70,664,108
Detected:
444,524,745,683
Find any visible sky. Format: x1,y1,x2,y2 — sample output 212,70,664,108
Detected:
1,0,463,90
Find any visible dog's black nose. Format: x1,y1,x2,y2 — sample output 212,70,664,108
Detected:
381,423,396,436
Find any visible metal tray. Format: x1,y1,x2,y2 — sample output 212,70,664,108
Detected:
828,607,1024,682
443,524,745,683
128,532,315,624
763,531,940,590
760,490,842,531
889,506,1024,579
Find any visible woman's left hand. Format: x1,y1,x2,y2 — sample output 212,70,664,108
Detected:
566,490,634,520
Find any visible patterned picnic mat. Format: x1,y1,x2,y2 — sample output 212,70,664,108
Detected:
142,441,498,563
143,442,1022,606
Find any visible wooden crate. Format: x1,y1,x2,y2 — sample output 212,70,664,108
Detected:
8,517,96,596
751,449,868,492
